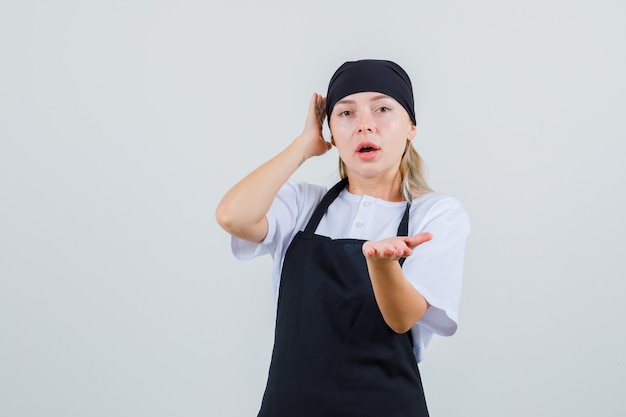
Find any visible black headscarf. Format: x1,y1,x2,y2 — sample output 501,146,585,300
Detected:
325,59,416,125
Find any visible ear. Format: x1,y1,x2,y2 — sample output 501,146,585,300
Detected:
330,134,336,146
407,123,417,141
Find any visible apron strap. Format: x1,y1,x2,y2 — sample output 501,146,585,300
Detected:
303,178,349,236
397,202,410,237
303,177,412,265
397,202,411,267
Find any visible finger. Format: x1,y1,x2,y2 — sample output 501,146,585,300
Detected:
362,243,376,257
393,244,412,258
383,246,395,256
307,93,319,123
309,92,318,109
391,244,413,258
404,232,432,249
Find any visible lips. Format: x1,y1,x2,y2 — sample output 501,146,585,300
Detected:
356,142,380,160
357,142,380,153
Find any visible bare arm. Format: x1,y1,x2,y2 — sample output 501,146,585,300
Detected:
215,93,331,243
362,233,433,333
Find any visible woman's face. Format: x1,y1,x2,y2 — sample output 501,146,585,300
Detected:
329,91,416,183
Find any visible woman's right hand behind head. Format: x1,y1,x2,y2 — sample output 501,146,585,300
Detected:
296,93,332,159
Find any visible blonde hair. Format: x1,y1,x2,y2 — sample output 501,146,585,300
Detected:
338,141,432,202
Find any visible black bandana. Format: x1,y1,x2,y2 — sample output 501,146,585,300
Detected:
325,59,416,125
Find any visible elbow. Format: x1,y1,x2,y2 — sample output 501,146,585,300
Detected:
384,307,428,334
383,315,416,334
215,202,235,234
215,202,267,243
388,321,414,335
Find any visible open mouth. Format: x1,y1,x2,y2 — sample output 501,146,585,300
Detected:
357,143,380,153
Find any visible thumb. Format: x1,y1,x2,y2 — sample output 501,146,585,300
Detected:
405,232,432,249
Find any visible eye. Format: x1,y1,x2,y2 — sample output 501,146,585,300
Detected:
377,106,391,113
338,110,352,117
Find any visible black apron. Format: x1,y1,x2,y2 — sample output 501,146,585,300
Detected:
258,179,429,417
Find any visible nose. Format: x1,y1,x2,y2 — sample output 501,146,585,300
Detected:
357,111,374,133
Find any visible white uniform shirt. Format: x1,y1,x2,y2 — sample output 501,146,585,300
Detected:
232,180,471,363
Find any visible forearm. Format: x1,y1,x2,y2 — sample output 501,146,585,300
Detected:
215,137,311,242
367,260,429,334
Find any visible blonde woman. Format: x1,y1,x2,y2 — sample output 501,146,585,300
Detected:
216,59,470,416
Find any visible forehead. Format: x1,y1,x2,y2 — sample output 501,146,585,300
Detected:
334,91,397,105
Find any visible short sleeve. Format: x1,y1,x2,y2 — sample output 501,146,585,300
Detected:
229,180,327,300
402,194,470,357
231,180,300,261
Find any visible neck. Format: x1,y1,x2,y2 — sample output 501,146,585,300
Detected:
345,171,404,202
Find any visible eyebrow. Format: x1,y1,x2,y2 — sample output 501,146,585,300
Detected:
335,94,393,105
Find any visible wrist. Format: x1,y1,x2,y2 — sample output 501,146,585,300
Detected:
289,134,314,163
366,256,403,273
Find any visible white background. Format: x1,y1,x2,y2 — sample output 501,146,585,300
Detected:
1,1,625,416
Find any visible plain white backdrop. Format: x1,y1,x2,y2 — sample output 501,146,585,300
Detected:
1,1,625,416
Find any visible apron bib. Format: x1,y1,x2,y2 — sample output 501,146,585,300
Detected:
258,179,429,417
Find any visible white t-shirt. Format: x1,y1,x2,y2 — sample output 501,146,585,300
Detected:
232,180,471,363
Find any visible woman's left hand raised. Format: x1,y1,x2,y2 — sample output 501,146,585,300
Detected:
362,232,432,262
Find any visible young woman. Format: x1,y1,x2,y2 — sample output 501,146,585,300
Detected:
216,59,470,416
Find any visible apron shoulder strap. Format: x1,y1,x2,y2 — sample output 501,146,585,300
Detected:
303,178,348,237
303,178,411,251
397,202,410,237
398,202,411,267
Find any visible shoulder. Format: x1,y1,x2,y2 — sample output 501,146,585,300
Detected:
282,179,328,197
410,192,471,232
277,179,328,208
270,179,330,227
